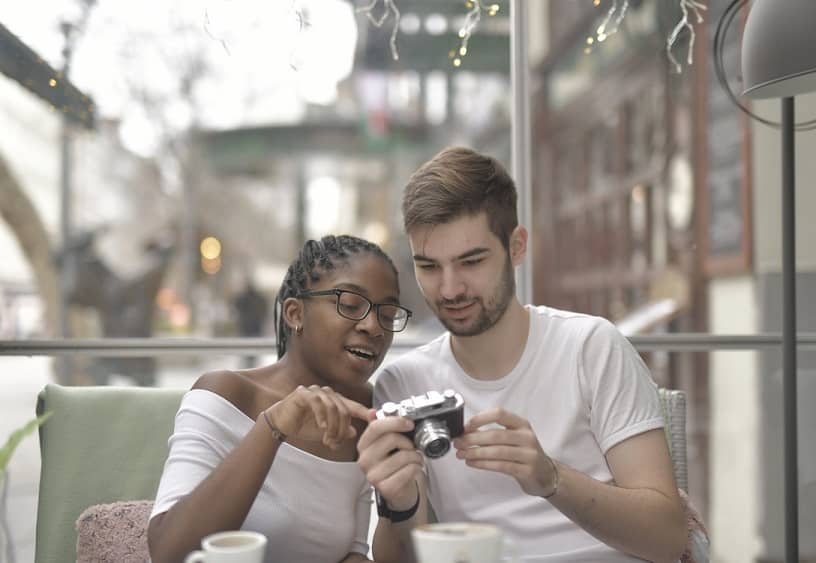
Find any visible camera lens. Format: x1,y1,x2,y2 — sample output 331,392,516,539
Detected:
414,419,451,458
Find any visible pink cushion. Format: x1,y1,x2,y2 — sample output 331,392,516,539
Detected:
75,500,153,563
679,489,710,563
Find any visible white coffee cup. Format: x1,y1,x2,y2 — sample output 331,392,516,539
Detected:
411,522,516,563
184,530,267,563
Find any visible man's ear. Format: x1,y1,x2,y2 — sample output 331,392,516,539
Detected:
509,225,528,267
282,297,304,331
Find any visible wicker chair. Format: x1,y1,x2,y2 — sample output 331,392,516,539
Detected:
658,388,688,492
658,389,710,562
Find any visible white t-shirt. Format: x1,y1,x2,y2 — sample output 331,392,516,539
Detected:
151,389,372,563
374,306,663,562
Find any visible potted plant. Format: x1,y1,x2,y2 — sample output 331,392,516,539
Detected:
0,412,53,563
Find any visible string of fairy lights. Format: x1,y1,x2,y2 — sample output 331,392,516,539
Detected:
584,0,706,72
667,0,707,72
13,0,711,124
356,0,402,60
356,0,706,71
355,0,501,67
451,1,501,68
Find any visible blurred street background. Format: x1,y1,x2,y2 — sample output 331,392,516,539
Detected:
3,1,816,561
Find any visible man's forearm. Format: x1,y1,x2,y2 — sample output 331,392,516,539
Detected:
372,518,419,563
372,490,430,563
548,461,686,563
370,476,430,563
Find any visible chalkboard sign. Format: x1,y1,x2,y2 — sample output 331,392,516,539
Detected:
703,0,752,275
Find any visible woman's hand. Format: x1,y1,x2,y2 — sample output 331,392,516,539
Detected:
265,385,371,448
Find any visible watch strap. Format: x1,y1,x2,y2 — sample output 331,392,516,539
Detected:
375,483,420,522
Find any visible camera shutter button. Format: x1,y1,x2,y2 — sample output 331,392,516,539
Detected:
382,402,399,416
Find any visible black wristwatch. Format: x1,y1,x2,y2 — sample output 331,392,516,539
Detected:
375,484,420,522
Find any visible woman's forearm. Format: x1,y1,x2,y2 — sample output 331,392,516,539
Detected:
148,416,281,563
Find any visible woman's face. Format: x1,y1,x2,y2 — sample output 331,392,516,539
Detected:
297,253,400,387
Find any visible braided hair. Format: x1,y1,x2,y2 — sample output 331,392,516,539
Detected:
274,235,398,358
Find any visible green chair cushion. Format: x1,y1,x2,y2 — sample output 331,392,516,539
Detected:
35,384,185,563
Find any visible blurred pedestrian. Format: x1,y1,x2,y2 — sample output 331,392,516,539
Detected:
233,280,270,367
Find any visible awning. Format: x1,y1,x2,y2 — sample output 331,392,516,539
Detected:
0,23,95,129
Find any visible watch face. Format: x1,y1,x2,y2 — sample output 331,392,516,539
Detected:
668,155,694,232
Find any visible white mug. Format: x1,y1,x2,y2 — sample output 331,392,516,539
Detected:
184,530,267,563
411,522,517,563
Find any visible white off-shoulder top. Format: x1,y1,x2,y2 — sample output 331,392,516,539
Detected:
151,389,372,563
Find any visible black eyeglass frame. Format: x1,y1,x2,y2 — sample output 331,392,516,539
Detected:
295,288,413,332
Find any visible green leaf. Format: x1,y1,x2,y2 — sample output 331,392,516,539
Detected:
0,411,54,472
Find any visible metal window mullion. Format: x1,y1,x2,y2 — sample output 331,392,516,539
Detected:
4,333,816,356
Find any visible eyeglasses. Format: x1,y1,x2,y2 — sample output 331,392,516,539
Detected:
296,289,412,332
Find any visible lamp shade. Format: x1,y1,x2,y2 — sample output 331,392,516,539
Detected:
742,0,816,99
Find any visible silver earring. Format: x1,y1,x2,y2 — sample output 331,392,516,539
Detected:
295,325,303,335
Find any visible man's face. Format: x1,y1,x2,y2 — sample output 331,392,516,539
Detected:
409,212,520,337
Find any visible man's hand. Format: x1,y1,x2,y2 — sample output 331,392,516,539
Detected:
357,414,424,510
455,410,686,561
453,408,558,498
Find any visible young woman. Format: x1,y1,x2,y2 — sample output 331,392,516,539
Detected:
148,235,412,563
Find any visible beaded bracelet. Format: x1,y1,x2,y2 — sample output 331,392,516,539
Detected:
261,410,287,443
542,456,560,499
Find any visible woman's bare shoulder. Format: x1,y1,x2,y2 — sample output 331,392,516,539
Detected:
191,369,278,419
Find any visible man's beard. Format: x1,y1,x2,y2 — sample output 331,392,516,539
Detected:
433,255,516,337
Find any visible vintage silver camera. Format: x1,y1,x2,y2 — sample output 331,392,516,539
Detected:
376,390,465,458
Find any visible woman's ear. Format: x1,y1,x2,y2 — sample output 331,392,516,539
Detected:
281,296,304,332
509,225,528,267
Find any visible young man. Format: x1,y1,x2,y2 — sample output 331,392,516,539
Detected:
356,147,687,562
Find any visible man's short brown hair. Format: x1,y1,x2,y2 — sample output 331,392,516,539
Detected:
402,146,518,248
